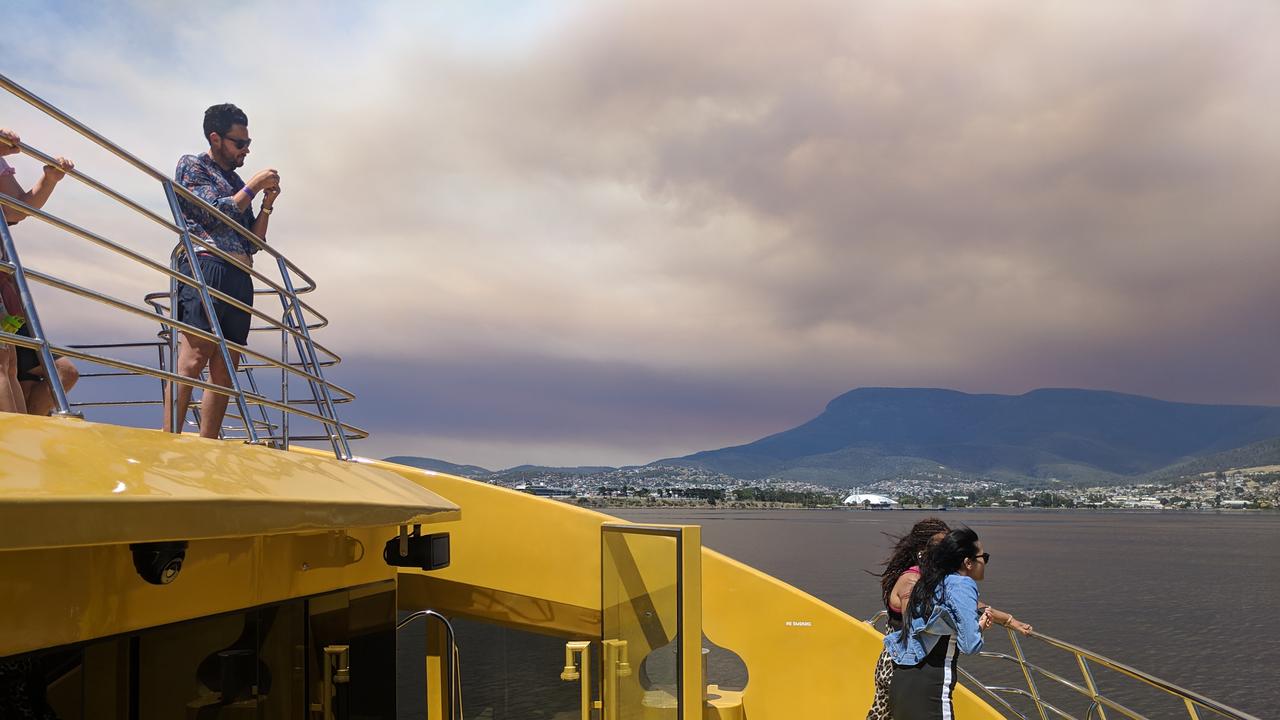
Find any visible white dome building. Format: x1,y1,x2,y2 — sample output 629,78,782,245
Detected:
842,493,898,508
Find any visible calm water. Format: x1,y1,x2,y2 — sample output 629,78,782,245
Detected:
611,508,1280,718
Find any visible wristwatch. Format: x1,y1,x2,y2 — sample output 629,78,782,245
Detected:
260,206,273,216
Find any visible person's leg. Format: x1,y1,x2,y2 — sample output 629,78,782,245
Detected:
199,348,242,439
867,648,894,720
198,263,253,440
23,357,78,416
164,332,215,433
0,344,25,413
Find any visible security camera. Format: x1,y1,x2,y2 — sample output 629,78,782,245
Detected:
130,541,188,585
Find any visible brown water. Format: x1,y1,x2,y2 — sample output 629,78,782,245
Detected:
612,508,1280,718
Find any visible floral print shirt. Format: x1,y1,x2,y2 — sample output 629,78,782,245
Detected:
174,153,257,255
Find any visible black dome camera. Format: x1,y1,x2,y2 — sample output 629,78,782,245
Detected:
130,541,188,585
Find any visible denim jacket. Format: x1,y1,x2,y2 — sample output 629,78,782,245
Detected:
883,574,983,665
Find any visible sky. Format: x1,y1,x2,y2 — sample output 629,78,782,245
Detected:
3,0,1279,469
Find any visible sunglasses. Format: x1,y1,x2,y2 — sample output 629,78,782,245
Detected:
974,552,991,564
220,134,252,150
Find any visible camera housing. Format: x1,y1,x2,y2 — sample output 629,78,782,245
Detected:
130,541,188,585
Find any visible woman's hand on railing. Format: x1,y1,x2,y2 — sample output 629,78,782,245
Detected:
42,157,73,181
0,128,19,155
1004,616,1033,636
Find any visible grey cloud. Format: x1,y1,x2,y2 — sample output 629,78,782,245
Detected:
331,351,835,450
9,0,1280,466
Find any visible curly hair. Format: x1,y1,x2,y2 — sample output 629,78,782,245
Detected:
878,517,950,609
880,512,952,607
901,526,981,645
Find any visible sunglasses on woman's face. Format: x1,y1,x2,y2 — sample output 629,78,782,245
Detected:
974,552,991,564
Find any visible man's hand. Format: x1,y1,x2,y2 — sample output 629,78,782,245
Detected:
42,157,74,181
0,128,19,156
246,168,280,193
262,185,282,206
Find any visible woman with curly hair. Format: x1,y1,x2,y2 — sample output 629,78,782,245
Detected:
865,521,1030,720
865,518,950,720
885,527,1032,720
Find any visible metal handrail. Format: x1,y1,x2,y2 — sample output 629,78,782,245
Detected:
1,71,359,458
2,256,356,400
398,610,464,720
864,611,1261,720
0,73,320,300
0,196,333,372
2,135,331,335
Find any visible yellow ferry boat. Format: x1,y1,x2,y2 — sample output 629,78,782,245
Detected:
0,72,1260,720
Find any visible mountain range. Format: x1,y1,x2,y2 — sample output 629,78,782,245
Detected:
389,387,1280,486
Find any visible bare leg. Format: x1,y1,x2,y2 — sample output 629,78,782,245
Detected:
199,348,242,439
23,357,79,416
0,345,25,414
164,333,214,433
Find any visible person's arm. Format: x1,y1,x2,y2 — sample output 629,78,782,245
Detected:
0,128,75,225
178,157,242,217
250,185,279,240
979,603,1033,636
0,171,23,224
889,571,920,612
948,576,986,655
177,158,278,218
234,169,279,215
17,158,73,214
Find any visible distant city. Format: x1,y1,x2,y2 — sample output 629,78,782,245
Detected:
469,464,1280,511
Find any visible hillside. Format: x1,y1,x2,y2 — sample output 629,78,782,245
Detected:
656,387,1280,485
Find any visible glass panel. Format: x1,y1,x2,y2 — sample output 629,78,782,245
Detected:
400,616,581,720
137,612,257,718
307,581,397,720
346,584,396,720
258,602,306,720
601,528,681,720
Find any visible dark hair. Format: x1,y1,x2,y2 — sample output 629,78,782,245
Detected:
901,527,981,645
877,517,950,610
203,103,248,143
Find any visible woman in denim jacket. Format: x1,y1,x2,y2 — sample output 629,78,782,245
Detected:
884,528,992,720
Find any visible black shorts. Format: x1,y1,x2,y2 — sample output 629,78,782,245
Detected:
176,254,254,346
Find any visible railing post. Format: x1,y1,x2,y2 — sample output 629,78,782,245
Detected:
162,181,258,444
166,247,183,432
279,291,332,453
1008,627,1050,720
0,219,77,417
1076,655,1109,720
280,308,289,451
275,256,350,460
239,366,273,442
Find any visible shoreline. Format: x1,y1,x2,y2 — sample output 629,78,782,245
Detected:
560,497,1279,513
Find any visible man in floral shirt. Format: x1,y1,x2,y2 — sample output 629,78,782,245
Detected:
165,103,280,437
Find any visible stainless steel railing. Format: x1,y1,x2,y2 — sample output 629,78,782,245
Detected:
0,71,363,459
866,611,1261,720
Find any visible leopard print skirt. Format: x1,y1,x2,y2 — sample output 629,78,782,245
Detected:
866,648,894,720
